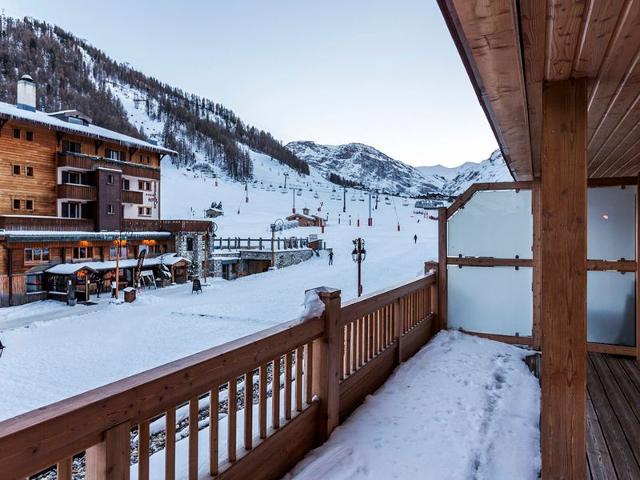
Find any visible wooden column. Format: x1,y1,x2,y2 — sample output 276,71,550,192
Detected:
540,78,587,479
532,178,542,350
437,207,447,330
85,422,131,480
311,287,341,442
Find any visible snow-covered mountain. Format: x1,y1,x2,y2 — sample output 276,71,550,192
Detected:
286,141,442,196
418,150,512,195
287,141,511,197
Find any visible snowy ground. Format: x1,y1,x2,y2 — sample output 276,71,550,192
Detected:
0,157,437,421
288,331,541,480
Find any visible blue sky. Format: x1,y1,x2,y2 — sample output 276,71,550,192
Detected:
2,0,497,167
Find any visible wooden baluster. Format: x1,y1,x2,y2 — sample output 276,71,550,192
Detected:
285,351,293,420
165,407,176,480
306,342,313,404
244,370,254,450
368,313,374,361
272,356,281,429
189,397,199,480
57,457,73,480
210,387,219,477
228,378,237,462
345,321,352,376
359,316,365,367
354,318,360,368
339,325,346,381
296,347,304,411
138,420,150,480
373,310,378,355
259,364,268,439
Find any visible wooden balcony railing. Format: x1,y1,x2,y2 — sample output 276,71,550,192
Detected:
122,189,144,204
122,219,213,233
0,215,95,232
57,152,161,180
213,237,310,250
0,272,437,479
56,183,97,201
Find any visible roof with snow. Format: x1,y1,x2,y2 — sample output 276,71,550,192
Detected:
0,101,176,155
46,253,189,275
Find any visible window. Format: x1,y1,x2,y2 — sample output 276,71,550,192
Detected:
26,273,43,293
105,148,122,160
25,199,33,211
24,247,50,264
26,131,33,141
12,199,20,210
12,165,21,175
138,206,152,217
62,170,89,185
72,247,93,260
62,140,82,153
61,202,83,218
109,246,127,258
107,204,115,215
122,178,130,190
186,237,194,252
26,166,33,177
13,128,20,139
138,180,152,191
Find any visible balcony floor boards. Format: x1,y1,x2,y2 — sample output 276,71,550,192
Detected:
587,352,640,479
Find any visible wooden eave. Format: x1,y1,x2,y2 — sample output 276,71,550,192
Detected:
438,0,640,180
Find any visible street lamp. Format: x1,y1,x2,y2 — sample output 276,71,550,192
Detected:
351,237,367,297
283,172,289,190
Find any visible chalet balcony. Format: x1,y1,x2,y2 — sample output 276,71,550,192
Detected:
122,218,213,233
122,189,144,204
0,214,94,232
57,183,97,201
57,151,161,180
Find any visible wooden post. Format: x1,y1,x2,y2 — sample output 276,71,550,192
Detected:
437,207,448,330
310,287,341,442
532,178,542,350
540,78,587,479
85,422,131,480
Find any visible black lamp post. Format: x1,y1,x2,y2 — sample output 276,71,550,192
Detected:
351,238,367,297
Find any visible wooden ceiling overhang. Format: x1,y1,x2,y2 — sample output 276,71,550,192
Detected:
438,0,640,181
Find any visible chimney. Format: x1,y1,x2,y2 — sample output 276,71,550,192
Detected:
17,74,36,111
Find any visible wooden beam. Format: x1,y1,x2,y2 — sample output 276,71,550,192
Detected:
532,178,542,350
545,0,586,80
587,342,637,357
540,78,588,478
437,207,448,330
586,259,636,272
447,257,532,268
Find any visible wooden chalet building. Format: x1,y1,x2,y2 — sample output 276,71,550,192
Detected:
286,207,324,227
0,75,212,305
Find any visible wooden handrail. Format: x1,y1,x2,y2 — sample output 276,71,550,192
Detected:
0,315,323,478
341,273,436,326
0,273,439,479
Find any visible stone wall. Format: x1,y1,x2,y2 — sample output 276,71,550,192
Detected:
209,248,313,278
175,232,207,278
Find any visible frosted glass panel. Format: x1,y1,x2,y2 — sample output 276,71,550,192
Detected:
448,190,532,258
588,186,636,260
448,266,532,336
587,271,636,346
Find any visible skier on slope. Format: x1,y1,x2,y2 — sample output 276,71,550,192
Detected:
413,234,418,244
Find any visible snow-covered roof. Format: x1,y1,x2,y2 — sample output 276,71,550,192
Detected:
45,253,189,275
0,101,176,155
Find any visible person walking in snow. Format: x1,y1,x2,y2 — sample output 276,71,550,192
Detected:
328,250,334,265
413,234,418,244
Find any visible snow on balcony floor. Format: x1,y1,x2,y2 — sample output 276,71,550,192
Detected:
287,330,541,480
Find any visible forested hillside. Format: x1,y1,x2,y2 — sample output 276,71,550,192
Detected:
0,15,309,179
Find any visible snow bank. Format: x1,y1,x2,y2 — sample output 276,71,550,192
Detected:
299,289,325,320
287,331,541,480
